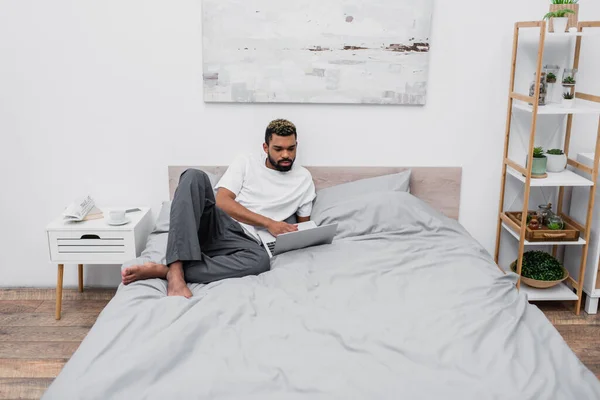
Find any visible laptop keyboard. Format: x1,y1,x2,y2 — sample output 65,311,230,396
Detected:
267,242,276,252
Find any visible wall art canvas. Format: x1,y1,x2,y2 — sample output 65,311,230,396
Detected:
202,0,434,105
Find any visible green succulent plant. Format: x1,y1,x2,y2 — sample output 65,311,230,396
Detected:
551,0,578,4
546,72,557,83
563,76,576,85
544,9,576,19
563,92,574,99
533,147,546,158
547,148,565,155
512,251,565,281
547,222,563,230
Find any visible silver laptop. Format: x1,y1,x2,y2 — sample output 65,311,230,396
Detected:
256,221,338,258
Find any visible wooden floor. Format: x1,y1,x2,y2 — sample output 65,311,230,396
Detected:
0,289,599,399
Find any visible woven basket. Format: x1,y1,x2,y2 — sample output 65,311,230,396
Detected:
548,4,579,33
510,261,569,289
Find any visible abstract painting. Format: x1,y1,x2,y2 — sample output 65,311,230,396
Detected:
202,0,434,105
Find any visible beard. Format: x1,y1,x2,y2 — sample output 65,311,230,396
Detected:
267,152,295,172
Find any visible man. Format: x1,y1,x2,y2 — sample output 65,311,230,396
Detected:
121,119,316,297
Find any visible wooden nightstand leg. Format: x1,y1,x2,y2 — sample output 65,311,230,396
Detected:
78,264,84,292
56,264,64,320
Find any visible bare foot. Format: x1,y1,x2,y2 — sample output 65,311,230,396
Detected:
122,262,168,285
167,262,192,298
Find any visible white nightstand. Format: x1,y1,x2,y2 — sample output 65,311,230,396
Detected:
45,207,153,319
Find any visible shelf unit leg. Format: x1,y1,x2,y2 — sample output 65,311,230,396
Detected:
494,23,520,270
584,296,599,315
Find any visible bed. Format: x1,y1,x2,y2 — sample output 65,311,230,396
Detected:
42,166,600,399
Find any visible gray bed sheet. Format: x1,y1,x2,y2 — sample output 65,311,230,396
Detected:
43,194,600,399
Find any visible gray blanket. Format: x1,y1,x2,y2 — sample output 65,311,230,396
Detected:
43,193,600,399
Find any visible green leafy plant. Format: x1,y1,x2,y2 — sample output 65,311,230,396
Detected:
551,0,578,4
533,147,546,158
512,251,565,281
563,76,576,85
546,72,557,83
547,148,565,155
563,92,574,99
547,221,563,230
544,8,576,19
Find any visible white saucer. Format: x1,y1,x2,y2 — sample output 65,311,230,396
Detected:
106,217,131,226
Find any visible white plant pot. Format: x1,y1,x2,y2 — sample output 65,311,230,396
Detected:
552,17,569,33
546,153,567,172
562,98,574,108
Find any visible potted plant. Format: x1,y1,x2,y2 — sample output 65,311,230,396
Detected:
562,68,577,87
562,91,575,108
546,148,568,172
544,7,576,33
510,250,569,289
526,147,548,177
546,72,557,83
547,0,580,32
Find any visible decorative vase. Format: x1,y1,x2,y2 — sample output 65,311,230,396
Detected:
546,153,567,172
548,4,579,32
537,203,553,226
547,215,565,230
551,17,569,34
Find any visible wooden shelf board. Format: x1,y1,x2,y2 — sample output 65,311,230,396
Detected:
501,223,586,246
506,166,594,187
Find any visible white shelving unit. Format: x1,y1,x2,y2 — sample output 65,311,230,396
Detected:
494,20,600,315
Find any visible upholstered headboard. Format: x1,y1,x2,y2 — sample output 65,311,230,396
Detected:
168,166,462,220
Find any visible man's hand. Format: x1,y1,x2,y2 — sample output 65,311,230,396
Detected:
267,220,298,236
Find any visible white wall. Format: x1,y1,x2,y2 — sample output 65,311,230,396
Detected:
1,1,599,287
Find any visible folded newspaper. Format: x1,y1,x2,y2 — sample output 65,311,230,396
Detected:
62,195,103,222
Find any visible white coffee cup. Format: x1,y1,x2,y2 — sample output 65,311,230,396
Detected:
108,209,126,224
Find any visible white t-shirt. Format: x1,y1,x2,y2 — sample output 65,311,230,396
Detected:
215,152,316,242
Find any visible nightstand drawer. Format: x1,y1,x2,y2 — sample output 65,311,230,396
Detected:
48,230,135,262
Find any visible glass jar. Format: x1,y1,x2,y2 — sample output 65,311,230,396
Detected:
547,215,565,231
537,203,553,226
562,68,577,87
529,72,548,106
544,65,560,84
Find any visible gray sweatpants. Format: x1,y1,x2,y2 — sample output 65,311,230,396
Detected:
165,169,270,284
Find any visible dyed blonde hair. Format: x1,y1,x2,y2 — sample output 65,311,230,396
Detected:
265,119,297,144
